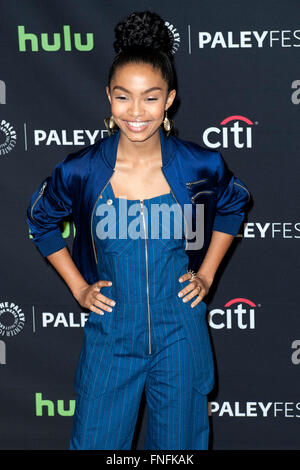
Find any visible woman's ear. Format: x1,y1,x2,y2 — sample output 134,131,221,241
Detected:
106,86,111,104
165,89,176,110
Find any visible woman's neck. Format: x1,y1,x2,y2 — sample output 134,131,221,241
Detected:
117,129,162,166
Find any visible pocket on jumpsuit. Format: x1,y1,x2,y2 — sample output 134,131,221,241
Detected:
179,298,215,395
73,309,116,400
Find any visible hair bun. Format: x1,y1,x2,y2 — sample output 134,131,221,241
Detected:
113,11,174,57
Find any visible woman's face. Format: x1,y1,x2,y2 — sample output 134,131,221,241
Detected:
106,62,176,143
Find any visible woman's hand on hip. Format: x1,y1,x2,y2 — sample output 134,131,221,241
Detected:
177,271,211,308
74,280,116,315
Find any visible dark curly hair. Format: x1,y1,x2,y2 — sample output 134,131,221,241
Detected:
107,11,177,94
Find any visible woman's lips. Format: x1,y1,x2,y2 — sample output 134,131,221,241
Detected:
124,121,150,132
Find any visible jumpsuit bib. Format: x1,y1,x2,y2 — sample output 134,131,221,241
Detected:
70,181,214,450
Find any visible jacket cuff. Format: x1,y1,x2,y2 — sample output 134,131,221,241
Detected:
32,228,67,257
213,214,244,236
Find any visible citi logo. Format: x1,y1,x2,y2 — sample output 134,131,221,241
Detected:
18,25,94,52
208,298,257,330
203,115,255,149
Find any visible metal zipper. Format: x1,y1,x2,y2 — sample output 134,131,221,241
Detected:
186,178,207,188
234,181,251,202
30,181,48,221
191,183,249,204
90,170,115,264
140,199,152,355
191,190,214,203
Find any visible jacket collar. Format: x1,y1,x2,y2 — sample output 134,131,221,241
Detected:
101,127,178,169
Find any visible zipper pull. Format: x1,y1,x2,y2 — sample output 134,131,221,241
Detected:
30,181,48,221
186,178,207,188
40,181,47,194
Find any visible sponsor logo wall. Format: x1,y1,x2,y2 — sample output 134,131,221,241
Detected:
0,0,299,450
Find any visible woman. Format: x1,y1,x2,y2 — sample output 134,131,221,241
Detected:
26,11,250,450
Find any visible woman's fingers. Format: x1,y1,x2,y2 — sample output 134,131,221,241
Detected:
178,272,207,307
94,289,116,308
180,284,204,306
87,280,116,315
178,272,194,283
89,303,105,315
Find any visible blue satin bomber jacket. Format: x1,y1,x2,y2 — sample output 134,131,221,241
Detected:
26,128,251,286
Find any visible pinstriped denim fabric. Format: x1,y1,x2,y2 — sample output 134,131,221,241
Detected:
69,182,214,450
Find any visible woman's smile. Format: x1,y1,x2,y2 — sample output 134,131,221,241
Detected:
124,120,151,132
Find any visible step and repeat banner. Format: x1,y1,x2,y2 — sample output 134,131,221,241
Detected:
0,0,299,450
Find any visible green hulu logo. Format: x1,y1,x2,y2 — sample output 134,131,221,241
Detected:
18,25,94,52
35,392,75,416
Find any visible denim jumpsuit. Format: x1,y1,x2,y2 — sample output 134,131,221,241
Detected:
69,181,214,450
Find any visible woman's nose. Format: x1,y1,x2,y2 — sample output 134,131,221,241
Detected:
128,100,144,117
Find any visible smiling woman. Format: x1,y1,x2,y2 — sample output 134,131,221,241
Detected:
26,9,251,452
106,64,175,140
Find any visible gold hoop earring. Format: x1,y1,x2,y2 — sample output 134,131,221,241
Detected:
163,110,173,137
104,115,118,136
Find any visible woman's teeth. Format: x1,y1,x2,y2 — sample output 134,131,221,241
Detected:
125,121,150,131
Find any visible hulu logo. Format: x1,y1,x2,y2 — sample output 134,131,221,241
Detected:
18,25,94,52
35,392,75,416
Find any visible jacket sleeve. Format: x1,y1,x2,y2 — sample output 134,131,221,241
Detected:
26,159,73,257
212,151,251,236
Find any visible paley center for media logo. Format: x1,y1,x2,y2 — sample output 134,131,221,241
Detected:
22,125,108,150
208,298,259,330
197,29,300,49
0,80,17,156
202,115,256,149
165,20,181,54
0,301,25,337
0,300,26,365
0,119,17,156
242,221,300,239
209,400,300,418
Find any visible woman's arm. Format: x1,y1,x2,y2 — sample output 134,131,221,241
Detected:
178,150,250,305
178,231,235,306
46,246,114,314
196,230,235,288
46,246,89,299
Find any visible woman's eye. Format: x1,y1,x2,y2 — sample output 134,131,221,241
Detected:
114,96,158,101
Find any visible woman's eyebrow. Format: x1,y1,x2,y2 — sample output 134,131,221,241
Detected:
112,86,162,93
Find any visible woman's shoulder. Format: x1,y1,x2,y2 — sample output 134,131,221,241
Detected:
172,133,222,164
58,134,108,177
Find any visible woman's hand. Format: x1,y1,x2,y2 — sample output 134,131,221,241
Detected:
74,280,116,315
178,271,211,308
